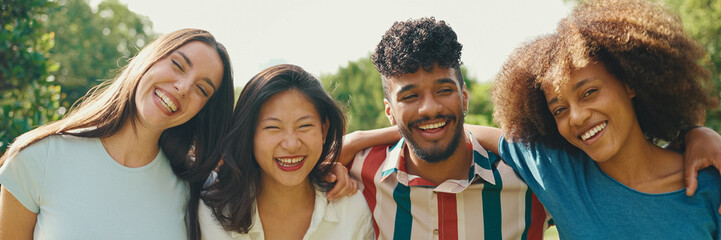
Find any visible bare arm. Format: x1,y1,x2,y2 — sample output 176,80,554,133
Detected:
463,124,504,156
0,186,36,240
326,126,400,200
339,126,400,166
682,127,721,201
324,162,358,201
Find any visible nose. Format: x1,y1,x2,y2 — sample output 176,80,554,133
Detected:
174,77,192,96
280,131,302,152
568,105,591,127
417,95,443,118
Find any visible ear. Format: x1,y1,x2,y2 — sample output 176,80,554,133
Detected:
462,85,469,113
321,118,330,142
384,98,396,125
624,84,636,98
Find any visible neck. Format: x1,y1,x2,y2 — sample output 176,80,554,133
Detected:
405,133,471,185
596,125,684,193
257,177,316,212
100,119,163,168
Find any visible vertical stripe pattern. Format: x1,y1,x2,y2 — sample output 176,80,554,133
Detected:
349,132,549,239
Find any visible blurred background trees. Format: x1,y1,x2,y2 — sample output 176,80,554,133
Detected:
1,0,720,156
665,0,721,130
1,0,62,153
0,0,154,154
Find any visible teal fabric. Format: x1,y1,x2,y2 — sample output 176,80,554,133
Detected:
498,137,721,239
0,135,189,239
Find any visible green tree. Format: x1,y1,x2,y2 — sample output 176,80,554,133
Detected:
0,0,63,154
46,0,156,105
664,0,721,131
321,56,496,132
321,57,388,132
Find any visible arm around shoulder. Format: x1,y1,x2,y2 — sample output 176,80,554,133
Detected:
464,124,503,155
340,127,400,166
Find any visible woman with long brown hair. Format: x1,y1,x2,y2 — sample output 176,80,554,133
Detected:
0,28,235,239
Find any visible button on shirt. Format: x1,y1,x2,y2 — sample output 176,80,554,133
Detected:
349,131,550,240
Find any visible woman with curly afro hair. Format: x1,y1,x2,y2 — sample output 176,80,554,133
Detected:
484,0,721,238
344,0,721,238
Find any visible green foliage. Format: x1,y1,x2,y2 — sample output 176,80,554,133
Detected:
465,80,496,127
46,0,156,105
664,0,721,131
321,57,388,132
0,0,63,153
320,56,497,132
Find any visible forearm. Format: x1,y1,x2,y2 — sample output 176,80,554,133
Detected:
464,124,503,155
340,126,399,166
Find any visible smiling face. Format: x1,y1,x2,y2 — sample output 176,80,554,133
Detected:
254,89,328,188
135,41,223,131
384,66,468,163
543,61,640,162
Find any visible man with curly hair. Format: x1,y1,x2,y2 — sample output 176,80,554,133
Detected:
343,17,550,239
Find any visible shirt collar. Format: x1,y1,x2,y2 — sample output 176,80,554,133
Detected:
379,130,497,193
232,189,338,239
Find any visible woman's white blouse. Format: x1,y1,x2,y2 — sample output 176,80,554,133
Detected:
198,189,374,240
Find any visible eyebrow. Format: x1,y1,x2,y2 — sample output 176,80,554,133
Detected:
547,78,592,105
261,115,315,123
573,78,591,91
177,51,193,68
204,78,217,92
436,78,457,85
396,78,458,94
177,50,218,92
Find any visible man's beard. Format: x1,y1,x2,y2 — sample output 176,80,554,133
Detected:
398,114,464,163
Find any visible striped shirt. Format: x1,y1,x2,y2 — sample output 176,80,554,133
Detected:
349,131,550,240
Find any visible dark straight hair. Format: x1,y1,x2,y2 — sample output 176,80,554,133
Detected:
199,64,346,234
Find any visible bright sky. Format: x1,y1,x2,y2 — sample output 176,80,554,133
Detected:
101,0,572,86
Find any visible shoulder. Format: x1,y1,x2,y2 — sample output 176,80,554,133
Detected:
352,143,396,166
198,199,235,240
5,135,82,166
695,168,721,194
326,189,371,219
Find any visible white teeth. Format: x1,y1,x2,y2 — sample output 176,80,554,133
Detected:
418,121,446,130
581,122,607,140
154,89,178,113
276,157,304,166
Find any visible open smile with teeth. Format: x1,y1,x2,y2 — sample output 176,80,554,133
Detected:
275,156,304,167
580,121,607,141
418,121,446,130
154,89,178,113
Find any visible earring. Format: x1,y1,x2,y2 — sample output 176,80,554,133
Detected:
463,108,468,117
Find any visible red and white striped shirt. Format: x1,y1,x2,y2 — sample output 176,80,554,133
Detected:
349,131,550,240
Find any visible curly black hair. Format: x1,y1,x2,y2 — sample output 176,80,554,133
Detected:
493,0,718,151
372,17,464,96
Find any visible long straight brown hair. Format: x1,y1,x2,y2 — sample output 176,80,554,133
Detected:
0,28,235,238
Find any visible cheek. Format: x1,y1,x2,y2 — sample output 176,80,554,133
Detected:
554,118,573,140
253,134,271,161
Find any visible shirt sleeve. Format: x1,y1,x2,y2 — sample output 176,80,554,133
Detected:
0,140,50,213
198,200,233,240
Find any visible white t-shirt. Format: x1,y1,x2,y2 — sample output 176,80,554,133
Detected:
0,135,189,239
198,188,374,240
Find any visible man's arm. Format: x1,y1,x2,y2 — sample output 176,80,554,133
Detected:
339,127,399,166
463,124,504,156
